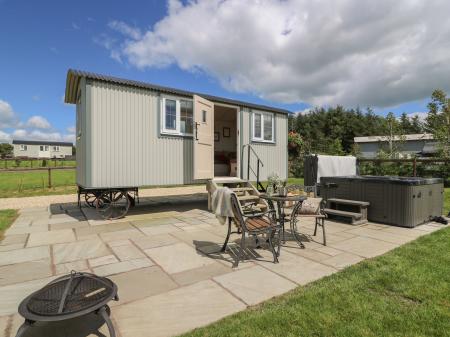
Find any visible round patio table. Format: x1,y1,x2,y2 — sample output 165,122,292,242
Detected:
259,194,306,248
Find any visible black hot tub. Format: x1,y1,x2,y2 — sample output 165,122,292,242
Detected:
320,175,444,228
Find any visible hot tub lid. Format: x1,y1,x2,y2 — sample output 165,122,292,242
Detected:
320,175,443,185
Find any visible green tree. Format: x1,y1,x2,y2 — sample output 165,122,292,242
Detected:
0,143,13,159
426,89,450,158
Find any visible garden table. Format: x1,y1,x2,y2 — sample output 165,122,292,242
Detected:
259,194,307,248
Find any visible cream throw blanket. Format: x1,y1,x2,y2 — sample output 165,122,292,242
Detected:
212,187,234,225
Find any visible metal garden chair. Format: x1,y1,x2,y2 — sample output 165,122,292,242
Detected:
221,193,283,266
284,185,327,246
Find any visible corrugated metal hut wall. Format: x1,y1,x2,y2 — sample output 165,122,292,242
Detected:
85,80,196,188
76,77,87,187
240,107,288,181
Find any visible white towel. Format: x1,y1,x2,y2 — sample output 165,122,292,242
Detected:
212,187,234,225
317,155,356,183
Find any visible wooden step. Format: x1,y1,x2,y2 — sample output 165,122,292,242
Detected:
324,208,362,219
238,195,260,202
231,187,254,192
327,198,370,206
211,177,248,184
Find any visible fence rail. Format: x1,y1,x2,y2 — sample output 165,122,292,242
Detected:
0,158,76,170
357,157,450,177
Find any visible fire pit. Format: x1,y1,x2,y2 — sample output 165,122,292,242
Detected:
15,271,119,337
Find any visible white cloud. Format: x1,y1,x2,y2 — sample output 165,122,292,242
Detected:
26,115,51,129
0,99,18,128
72,22,80,30
294,108,312,116
66,126,76,133
1,129,74,144
406,111,428,122
0,130,11,142
108,0,450,108
0,99,73,144
32,95,40,102
108,20,142,40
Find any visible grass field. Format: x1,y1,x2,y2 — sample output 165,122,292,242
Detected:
0,209,18,240
0,169,76,198
181,226,450,337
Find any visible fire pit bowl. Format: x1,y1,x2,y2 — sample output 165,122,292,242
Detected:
16,271,119,337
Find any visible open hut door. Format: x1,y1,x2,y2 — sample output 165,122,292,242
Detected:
193,95,214,179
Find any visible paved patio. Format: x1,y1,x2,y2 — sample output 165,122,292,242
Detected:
0,191,447,337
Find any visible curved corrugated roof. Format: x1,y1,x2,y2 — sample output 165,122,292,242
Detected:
64,69,291,114
12,140,73,146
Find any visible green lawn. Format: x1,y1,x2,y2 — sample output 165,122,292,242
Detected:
0,169,76,198
445,188,450,215
0,209,18,240
181,227,450,337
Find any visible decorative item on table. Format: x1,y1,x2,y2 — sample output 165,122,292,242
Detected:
267,172,280,196
277,179,288,196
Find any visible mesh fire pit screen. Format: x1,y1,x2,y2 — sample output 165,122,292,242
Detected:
16,271,118,337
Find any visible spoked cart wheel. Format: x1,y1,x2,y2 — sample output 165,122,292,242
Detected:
84,192,100,208
95,189,131,220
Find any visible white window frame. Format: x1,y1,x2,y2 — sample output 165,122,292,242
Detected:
53,146,60,152
160,95,194,136
20,145,27,151
251,111,275,143
40,145,49,151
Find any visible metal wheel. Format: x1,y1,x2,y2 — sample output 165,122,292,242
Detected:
95,190,130,220
84,192,100,208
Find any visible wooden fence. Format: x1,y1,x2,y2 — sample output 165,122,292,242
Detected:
0,158,75,169
357,158,450,177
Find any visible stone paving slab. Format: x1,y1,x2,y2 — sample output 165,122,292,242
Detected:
89,254,119,267
171,261,231,286
92,258,153,277
329,235,399,258
321,252,364,270
0,246,50,266
27,228,76,247
145,242,216,274
110,267,178,305
114,280,246,337
52,239,110,264
55,260,89,275
256,250,337,285
111,243,146,261
132,234,179,250
0,243,25,252
0,259,52,287
0,234,28,246
214,265,297,305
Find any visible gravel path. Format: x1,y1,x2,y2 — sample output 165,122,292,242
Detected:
0,185,206,210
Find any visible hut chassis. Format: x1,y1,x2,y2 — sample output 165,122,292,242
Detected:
77,186,139,220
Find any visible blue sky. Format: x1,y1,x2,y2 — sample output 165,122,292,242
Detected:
1,0,446,143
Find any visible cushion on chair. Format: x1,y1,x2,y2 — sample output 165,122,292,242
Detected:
298,198,322,215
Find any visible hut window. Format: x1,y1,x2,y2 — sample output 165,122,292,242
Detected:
165,99,177,130
53,146,60,152
161,96,193,136
252,111,274,143
180,100,193,134
20,145,27,151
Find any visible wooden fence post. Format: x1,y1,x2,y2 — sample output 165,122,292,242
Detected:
48,168,52,188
